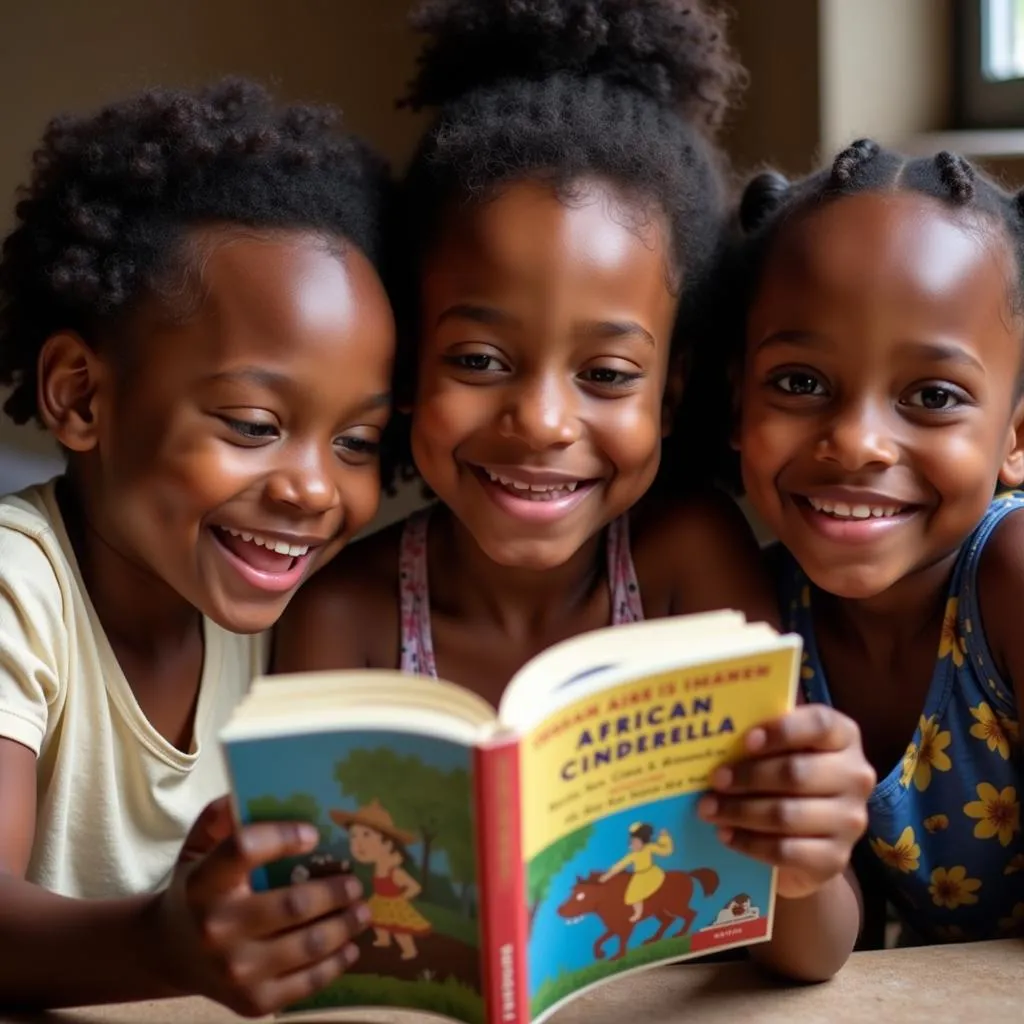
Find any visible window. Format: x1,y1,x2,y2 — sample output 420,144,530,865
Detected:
957,0,1024,127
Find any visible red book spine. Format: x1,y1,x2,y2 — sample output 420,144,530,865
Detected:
474,736,529,1024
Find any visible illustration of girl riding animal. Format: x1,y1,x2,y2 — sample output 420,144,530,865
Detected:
600,823,673,923
332,800,432,960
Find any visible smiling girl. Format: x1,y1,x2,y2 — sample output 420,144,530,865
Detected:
733,140,1024,944
0,80,395,1012
277,0,876,984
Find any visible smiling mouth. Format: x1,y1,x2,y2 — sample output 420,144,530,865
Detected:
480,468,587,501
804,496,909,520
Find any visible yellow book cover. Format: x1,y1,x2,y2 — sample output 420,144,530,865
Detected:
220,611,800,1024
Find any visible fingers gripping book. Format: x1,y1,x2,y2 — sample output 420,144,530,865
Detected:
220,611,801,1024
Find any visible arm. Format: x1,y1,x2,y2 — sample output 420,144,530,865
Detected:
0,747,368,1012
652,830,674,856
748,868,863,982
392,867,422,901
273,527,401,674
0,740,179,1005
599,853,634,882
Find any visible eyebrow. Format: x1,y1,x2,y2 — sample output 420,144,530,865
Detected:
580,319,656,346
436,304,655,345
756,331,984,372
435,304,519,329
205,367,292,389
206,369,390,410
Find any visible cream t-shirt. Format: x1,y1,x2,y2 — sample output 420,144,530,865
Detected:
0,481,268,898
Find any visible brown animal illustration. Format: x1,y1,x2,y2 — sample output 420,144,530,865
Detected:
557,867,719,961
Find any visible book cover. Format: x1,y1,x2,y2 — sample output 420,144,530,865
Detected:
220,613,800,1023
225,729,486,1023
519,646,793,1022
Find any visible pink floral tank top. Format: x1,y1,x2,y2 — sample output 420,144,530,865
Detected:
398,509,644,677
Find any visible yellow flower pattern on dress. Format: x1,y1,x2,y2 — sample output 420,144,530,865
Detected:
998,902,1024,934
800,651,814,681
779,491,1024,944
938,597,965,667
969,702,1013,759
913,716,952,792
963,783,1020,847
1004,853,1024,875
899,743,918,789
929,866,982,909
870,826,920,872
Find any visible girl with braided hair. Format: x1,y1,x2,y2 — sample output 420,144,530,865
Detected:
732,139,1024,945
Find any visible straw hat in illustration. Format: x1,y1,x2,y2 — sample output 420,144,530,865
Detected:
330,799,417,846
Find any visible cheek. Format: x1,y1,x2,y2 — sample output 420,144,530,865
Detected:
596,395,662,469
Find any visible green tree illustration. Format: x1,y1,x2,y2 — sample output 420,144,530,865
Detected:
333,748,473,898
527,824,594,930
247,793,332,847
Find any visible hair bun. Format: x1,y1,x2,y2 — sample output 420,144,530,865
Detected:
403,0,746,133
738,170,791,232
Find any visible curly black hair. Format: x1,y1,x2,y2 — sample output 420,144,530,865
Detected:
0,76,391,426
685,138,1024,492
380,0,747,492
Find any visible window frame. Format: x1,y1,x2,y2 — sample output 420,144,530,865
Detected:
955,0,1024,128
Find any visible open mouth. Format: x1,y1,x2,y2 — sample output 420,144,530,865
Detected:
214,526,310,572
210,526,320,593
804,496,908,520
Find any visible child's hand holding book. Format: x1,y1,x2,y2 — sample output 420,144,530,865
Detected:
697,704,876,899
155,797,370,1016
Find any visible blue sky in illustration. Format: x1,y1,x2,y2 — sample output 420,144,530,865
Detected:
528,793,774,997
225,728,473,879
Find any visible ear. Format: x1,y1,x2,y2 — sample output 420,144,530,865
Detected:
999,394,1024,488
661,352,686,439
37,332,107,453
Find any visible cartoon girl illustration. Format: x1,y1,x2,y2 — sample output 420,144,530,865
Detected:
330,799,432,960
600,823,674,922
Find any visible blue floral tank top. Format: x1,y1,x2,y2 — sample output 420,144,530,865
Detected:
779,492,1024,943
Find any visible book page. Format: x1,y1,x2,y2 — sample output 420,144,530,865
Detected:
223,728,486,1024
517,642,799,1023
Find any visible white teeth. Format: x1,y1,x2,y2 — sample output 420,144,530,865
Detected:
806,497,904,520
484,469,581,498
221,526,309,557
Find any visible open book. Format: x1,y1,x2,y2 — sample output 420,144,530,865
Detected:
220,611,801,1024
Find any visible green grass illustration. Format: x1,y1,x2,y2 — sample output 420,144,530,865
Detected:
418,900,480,946
289,973,484,1024
531,934,693,1018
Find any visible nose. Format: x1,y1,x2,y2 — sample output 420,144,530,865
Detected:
498,373,582,450
816,397,899,471
265,446,340,515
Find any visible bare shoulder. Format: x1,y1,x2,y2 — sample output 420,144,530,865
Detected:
631,490,779,627
976,503,1024,691
273,520,405,673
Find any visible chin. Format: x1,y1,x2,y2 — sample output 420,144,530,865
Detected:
479,537,580,573
202,594,290,636
801,561,899,602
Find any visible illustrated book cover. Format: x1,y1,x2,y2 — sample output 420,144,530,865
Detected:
220,609,801,1024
